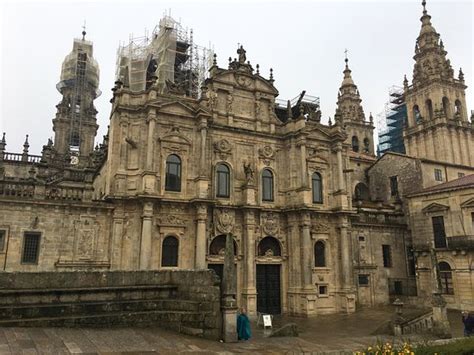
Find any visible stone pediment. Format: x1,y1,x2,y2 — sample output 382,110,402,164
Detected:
157,101,196,117
210,71,278,96
159,127,191,146
461,197,474,209
422,202,449,213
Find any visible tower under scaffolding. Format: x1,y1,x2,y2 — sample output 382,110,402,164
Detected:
116,16,212,98
377,86,407,156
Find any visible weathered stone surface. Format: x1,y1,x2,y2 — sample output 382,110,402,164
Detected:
269,323,299,337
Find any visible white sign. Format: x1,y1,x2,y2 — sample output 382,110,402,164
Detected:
263,314,272,328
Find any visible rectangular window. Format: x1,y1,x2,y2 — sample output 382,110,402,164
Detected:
432,216,447,248
318,285,328,295
358,274,369,286
434,168,443,182
458,172,465,178
21,232,41,264
382,245,392,267
389,176,398,196
0,230,5,252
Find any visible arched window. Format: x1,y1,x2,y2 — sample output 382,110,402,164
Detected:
426,99,434,120
162,236,179,267
209,235,237,256
314,241,326,267
258,236,281,256
354,182,370,201
454,100,462,118
165,154,181,191
216,163,230,198
438,262,454,295
262,169,274,202
352,136,359,152
413,105,421,123
442,97,450,118
363,138,370,153
70,132,80,147
312,172,323,204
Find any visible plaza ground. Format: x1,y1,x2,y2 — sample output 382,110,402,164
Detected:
0,307,466,354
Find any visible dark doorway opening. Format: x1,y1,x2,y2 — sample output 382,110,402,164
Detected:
256,264,281,315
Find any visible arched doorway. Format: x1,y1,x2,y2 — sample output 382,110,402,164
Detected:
208,235,237,283
256,236,282,315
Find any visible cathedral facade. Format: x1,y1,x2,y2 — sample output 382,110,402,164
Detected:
0,1,472,316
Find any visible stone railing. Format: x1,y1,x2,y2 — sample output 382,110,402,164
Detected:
0,181,35,198
0,180,88,202
45,186,84,201
448,235,474,250
394,310,434,335
2,152,41,163
351,213,405,225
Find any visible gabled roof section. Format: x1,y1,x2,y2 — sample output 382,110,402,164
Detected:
421,174,474,193
461,197,474,208
422,202,449,213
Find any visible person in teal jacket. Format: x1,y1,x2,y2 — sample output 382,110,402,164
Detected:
237,307,251,340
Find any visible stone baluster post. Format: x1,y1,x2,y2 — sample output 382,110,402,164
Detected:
195,203,208,269
145,110,157,171
139,201,154,270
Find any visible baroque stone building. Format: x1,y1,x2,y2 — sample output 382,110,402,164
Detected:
0,1,472,316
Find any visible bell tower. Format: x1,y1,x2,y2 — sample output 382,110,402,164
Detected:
403,0,474,166
53,29,101,162
334,54,375,155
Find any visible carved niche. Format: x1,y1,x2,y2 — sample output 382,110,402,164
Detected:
72,216,100,260
213,139,232,160
214,208,235,234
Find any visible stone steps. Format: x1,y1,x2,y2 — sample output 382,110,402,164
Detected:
0,298,207,320
0,285,178,306
0,309,211,337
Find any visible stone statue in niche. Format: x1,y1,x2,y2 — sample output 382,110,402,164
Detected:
227,94,233,114
207,89,217,111
243,161,255,185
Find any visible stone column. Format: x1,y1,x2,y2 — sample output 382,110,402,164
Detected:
221,233,238,342
118,114,129,171
195,203,208,269
139,201,154,270
335,143,345,192
242,210,257,316
300,212,313,290
199,119,208,176
145,110,156,171
297,137,308,188
111,206,125,269
339,219,351,290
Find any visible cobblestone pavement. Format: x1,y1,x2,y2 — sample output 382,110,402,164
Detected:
0,308,464,354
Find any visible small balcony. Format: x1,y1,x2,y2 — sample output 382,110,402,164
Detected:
447,235,474,250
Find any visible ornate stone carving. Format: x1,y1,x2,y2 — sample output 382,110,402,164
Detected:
214,209,234,234
258,145,275,160
262,212,279,236
214,139,232,160
236,75,252,88
227,94,233,114
72,217,99,260
206,89,217,111
243,161,255,185
312,218,330,234
157,215,186,226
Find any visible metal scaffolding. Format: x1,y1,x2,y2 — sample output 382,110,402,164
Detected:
116,16,212,98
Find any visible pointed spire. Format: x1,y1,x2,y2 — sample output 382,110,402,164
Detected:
422,0,427,15
0,132,6,156
458,68,464,82
369,112,374,124
341,51,355,87
23,134,30,153
81,20,87,41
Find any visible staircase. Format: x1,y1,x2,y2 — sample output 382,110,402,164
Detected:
0,271,221,340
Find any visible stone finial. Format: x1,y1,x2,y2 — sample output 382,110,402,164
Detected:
256,64,260,75
0,132,5,145
439,39,444,50
23,134,30,152
0,132,6,156
403,74,409,89
328,117,332,126
422,0,427,15
287,100,293,119
269,68,274,83
212,53,217,66
81,20,87,41
458,68,464,82
369,112,374,124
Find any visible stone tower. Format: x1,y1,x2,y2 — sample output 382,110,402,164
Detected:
403,0,474,166
52,30,101,162
335,56,375,155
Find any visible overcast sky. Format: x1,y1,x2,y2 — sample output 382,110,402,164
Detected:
1,0,472,155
